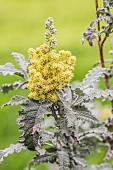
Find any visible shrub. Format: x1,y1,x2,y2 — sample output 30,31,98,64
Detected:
1,1,113,170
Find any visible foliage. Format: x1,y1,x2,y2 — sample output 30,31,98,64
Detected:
1,1,113,170
0,143,26,164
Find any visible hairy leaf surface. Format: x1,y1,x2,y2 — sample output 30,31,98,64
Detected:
2,96,29,108
0,143,26,163
1,80,26,94
0,62,24,77
11,52,29,80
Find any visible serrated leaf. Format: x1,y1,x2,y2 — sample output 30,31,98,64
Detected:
73,157,86,167
89,163,113,170
103,0,113,8
29,153,57,169
65,107,77,127
78,126,112,141
78,67,106,100
2,95,29,108
74,105,99,124
56,87,72,107
82,88,113,101
71,88,84,107
58,149,70,170
80,67,106,89
57,116,69,134
57,89,99,127
11,52,29,80
0,143,26,163
0,62,24,78
41,131,54,144
82,26,97,46
101,89,113,101
1,80,26,94
19,100,52,151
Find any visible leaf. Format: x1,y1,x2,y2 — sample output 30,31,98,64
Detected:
2,96,29,108
74,105,99,124
40,131,54,144
19,100,52,151
1,80,26,94
101,89,113,101
19,100,40,151
78,126,112,141
29,153,57,169
82,26,97,46
80,67,106,90
103,0,113,8
78,67,106,100
0,143,26,163
0,62,24,78
58,149,70,170
72,166,86,170
57,89,99,127
71,88,84,107
81,88,113,101
11,52,29,80
89,163,113,170
57,116,69,135
73,157,86,167
96,8,109,15
64,107,77,128
57,87,72,106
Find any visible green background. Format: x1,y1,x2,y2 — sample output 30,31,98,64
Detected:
0,0,112,169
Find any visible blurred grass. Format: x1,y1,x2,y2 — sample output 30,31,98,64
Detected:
0,0,112,170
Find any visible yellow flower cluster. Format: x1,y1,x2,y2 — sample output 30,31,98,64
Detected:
27,44,76,102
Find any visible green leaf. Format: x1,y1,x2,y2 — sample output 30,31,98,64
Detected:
0,143,26,164
1,95,29,108
11,52,29,80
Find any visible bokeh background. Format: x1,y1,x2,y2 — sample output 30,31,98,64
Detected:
0,0,112,170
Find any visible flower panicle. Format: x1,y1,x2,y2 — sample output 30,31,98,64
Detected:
45,17,57,49
27,44,76,102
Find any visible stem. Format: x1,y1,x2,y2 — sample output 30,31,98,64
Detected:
95,0,113,111
95,0,101,43
95,0,110,88
51,104,58,120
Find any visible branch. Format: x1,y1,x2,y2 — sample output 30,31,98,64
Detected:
95,0,113,111
95,0,110,88
51,104,58,121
